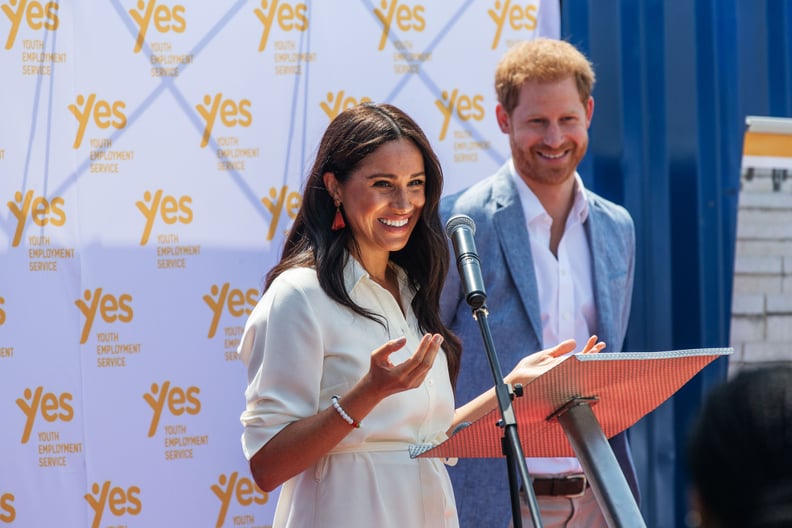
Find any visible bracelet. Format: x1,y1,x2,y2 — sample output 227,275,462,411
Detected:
331,395,361,429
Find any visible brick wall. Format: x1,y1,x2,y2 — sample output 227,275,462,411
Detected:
729,170,792,374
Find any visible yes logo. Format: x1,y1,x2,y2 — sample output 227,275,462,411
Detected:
374,0,425,51
143,381,201,437
84,481,142,528
261,185,301,241
7,190,66,247
75,288,133,345
319,91,372,121
0,493,15,523
136,189,193,246
488,0,537,49
211,472,268,528
68,94,127,149
254,0,308,52
435,89,485,141
196,93,252,148
1,0,59,50
16,386,74,444
0,296,5,326
129,0,186,53
203,283,258,339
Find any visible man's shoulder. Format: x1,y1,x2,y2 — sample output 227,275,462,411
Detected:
586,189,634,226
442,178,495,209
440,165,512,218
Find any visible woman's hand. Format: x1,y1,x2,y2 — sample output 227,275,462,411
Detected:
504,336,605,386
450,336,606,433
363,333,444,399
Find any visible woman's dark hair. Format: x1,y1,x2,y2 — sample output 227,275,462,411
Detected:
264,103,461,386
687,365,792,528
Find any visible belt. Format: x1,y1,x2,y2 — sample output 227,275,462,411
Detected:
531,475,588,497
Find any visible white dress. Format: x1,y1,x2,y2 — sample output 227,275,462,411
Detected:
239,257,459,527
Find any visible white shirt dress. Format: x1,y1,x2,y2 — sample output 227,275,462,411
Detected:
239,257,459,527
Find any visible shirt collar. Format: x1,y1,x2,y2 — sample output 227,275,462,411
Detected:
342,252,414,300
508,160,590,225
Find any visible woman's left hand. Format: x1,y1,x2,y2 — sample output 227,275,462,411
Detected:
504,335,605,386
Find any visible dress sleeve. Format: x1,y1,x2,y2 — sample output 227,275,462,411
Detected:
238,272,324,460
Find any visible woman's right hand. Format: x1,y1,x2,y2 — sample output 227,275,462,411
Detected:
363,333,444,399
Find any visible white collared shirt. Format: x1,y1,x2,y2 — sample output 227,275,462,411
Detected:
510,161,595,476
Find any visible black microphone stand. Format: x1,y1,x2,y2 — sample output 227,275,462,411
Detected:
468,300,543,528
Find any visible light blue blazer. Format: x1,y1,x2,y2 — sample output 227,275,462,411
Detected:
440,163,639,528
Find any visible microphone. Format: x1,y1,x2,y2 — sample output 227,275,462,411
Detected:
445,214,487,309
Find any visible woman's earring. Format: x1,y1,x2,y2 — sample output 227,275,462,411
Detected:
331,200,345,231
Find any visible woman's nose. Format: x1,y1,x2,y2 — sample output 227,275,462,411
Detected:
391,187,411,210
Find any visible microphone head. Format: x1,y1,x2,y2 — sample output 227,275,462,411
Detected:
445,214,476,238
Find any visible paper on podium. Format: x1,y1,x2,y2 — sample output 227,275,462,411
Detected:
414,348,732,459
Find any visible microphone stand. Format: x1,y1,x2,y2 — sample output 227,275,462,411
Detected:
445,214,541,526
470,302,543,528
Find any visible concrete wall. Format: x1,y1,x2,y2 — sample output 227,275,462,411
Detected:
730,169,792,373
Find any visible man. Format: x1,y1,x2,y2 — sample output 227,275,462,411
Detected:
440,38,639,527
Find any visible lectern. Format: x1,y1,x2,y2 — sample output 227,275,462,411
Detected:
412,348,733,527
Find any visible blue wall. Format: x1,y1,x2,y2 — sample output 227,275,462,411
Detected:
562,0,792,526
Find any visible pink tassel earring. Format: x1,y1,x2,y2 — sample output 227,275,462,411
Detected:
331,200,345,231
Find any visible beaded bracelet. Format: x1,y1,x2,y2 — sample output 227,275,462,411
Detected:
331,395,361,429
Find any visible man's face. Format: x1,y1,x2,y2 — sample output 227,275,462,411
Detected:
497,76,593,189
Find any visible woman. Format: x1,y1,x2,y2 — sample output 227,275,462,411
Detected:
238,103,602,527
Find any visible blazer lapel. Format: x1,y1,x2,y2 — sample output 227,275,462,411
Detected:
585,195,617,349
491,170,544,348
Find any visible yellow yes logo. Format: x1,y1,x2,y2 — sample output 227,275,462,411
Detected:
319,91,372,122
488,0,537,49
84,481,142,528
212,472,268,528
261,185,301,241
254,0,308,52
129,0,186,53
74,288,133,345
136,189,193,246
1,0,59,50
374,0,425,51
203,283,258,339
435,89,485,141
196,93,252,148
15,386,74,444
68,94,127,149
0,493,15,523
7,190,66,248
0,296,5,326
143,381,201,437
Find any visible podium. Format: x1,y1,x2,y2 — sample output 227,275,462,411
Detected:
413,347,733,527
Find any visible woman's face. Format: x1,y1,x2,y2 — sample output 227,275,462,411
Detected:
324,138,426,268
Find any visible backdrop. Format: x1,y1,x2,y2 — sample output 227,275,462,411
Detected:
0,1,559,526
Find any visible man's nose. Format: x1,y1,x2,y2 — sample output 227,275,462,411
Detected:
544,122,564,148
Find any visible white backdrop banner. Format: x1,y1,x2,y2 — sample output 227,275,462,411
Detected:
0,1,558,526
